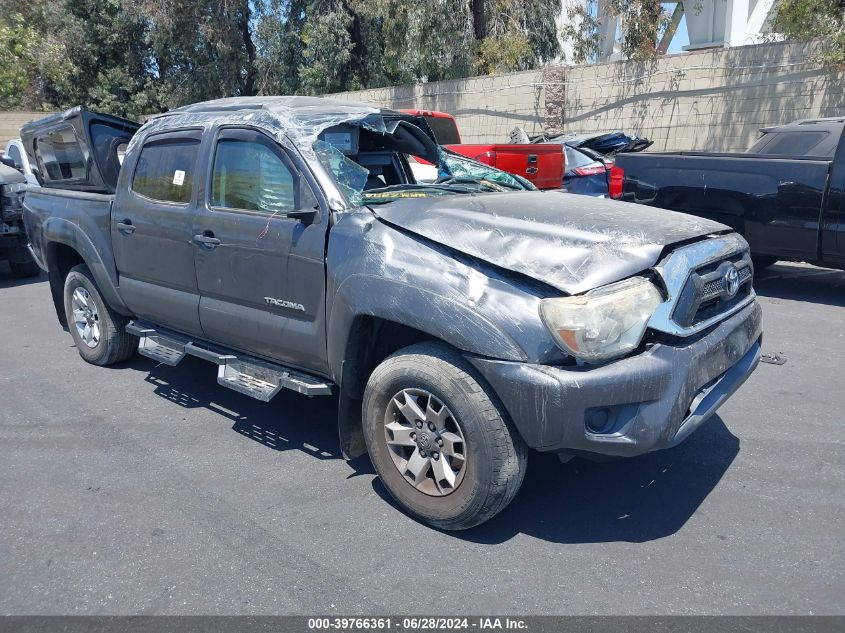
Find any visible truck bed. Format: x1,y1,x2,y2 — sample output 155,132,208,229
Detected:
615,151,833,263
24,187,115,271
444,143,564,190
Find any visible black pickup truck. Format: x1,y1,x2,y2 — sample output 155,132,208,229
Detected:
22,98,762,529
613,117,845,270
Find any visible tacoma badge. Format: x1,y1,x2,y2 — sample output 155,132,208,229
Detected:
264,297,306,312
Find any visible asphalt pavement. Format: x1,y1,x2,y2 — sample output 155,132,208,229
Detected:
0,262,842,615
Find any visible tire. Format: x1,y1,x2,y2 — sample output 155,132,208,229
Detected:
9,255,41,278
63,264,136,366
363,342,527,530
752,256,779,271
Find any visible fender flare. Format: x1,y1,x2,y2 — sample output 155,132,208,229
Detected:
327,273,527,382
43,217,131,315
328,274,528,460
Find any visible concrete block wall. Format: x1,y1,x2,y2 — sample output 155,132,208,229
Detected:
0,111,50,147
3,41,840,154
550,41,845,152
331,70,547,143
332,41,844,152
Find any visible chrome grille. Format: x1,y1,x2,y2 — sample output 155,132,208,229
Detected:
647,233,757,337
672,256,754,329
699,265,753,302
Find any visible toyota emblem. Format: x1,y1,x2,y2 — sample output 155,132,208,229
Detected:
418,433,432,450
724,267,740,298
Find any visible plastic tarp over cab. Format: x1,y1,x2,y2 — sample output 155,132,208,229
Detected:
134,97,530,209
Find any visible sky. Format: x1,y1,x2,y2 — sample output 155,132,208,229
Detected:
667,12,691,54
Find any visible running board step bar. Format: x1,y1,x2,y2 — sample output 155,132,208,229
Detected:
126,321,332,400
132,328,186,366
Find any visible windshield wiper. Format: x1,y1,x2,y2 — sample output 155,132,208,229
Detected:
433,176,523,191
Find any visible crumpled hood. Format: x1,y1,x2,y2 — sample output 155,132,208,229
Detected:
372,191,727,295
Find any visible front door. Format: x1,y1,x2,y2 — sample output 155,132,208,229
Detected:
192,127,329,374
112,129,204,336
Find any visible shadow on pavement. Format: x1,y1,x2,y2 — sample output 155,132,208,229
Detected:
0,261,46,288
373,415,739,544
754,262,845,307
117,355,344,461
112,336,739,544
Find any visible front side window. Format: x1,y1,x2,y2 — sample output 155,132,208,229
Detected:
132,138,199,204
36,126,86,181
211,138,296,214
423,115,461,145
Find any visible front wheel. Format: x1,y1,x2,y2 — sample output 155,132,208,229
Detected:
63,264,137,365
363,342,527,530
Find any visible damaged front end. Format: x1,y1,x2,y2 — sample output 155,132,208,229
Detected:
465,232,762,457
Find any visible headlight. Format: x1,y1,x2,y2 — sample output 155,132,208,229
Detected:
0,182,26,221
539,277,663,363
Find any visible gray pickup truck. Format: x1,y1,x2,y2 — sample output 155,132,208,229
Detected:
22,98,762,529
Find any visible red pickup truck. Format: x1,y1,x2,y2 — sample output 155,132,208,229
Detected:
400,109,564,190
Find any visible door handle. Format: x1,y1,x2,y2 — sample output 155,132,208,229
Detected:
116,219,136,235
193,233,221,249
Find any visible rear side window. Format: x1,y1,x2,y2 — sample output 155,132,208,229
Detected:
36,126,86,181
748,131,830,157
132,138,200,203
423,115,461,145
564,145,595,169
210,138,296,214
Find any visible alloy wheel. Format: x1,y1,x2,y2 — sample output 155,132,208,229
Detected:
71,287,100,348
383,388,467,496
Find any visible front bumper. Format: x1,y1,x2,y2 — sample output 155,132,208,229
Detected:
467,301,762,457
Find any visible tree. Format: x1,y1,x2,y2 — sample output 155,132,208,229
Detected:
254,0,309,95
561,0,671,63
299,7,355,93
476,0,561,73
1,0,566,113
59,0,163,117
608,0,669,61
771,0,845,68
130,0,260,107
0,0,161,116
0,5,74,110
471,0,486,41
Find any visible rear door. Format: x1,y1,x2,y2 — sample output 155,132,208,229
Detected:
192,126,329,373
112,129,204,336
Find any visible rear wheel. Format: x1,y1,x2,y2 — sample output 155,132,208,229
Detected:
63,264,136,365
363,342,527,530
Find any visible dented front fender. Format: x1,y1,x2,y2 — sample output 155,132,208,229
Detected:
325,211,565,381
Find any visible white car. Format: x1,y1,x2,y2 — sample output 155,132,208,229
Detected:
406,155,438,183
3,138,39,186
